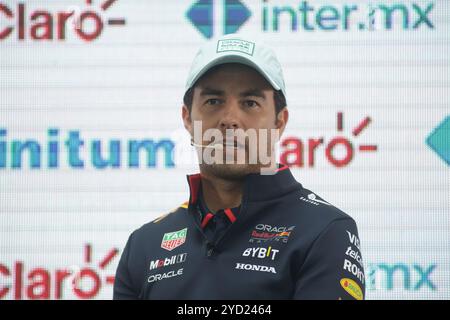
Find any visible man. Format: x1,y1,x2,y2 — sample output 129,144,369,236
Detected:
113,34,365,300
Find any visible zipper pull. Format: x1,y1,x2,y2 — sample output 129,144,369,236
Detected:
205,242,215,257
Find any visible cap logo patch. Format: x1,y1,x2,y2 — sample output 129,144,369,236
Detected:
216,39,255,56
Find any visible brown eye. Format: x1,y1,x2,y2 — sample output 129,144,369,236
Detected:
206,99,221,106
244,100,258,108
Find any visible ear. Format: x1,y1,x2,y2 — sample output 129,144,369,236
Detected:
182,105,193,137
275,107,289,138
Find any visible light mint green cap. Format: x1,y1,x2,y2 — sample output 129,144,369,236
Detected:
185,34,287,98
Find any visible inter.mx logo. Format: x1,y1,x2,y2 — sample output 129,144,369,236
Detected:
186,0,251,39
186,1,434,38
0,0,125,41
367,263,436,291
426,115,450,166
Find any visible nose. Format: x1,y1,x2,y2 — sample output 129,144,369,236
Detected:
219,100,242,130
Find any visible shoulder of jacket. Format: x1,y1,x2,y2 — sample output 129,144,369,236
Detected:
131,201,189,238
151,201,189,224
291,186,355,224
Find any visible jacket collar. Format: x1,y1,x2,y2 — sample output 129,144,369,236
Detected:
186,164,302,207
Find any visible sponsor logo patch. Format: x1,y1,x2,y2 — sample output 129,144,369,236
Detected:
242,246,279,261
249,224,295,243
346,230,361,250
147,268,184,283
300,193,331,206
235,263,277,274
216,38,255,55
343,259,365,284
161,228,188,251
149,253,187,270
345,246,364,267
340,278,363,300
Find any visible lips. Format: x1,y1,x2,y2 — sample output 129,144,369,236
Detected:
215,138,246,149
224,140,245,149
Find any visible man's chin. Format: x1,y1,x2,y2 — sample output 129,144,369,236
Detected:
199,163,261,180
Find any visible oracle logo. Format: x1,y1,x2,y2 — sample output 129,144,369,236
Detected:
0,0,125,41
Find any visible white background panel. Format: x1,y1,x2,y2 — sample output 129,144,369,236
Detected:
1,0,449,299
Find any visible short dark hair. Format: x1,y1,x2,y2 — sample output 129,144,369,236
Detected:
183,86,286,115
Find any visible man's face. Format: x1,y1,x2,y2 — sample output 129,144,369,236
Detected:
182,63,288,179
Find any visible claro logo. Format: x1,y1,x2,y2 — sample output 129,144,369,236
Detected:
0,0,126,41
0,244,118,299
280,112,377,168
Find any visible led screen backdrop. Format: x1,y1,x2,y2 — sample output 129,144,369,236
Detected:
0,0,449,299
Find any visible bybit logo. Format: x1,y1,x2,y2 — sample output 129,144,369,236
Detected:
0,0,126,41
186,0,251,39
242,246,279,261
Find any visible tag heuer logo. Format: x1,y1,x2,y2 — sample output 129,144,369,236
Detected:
161,228,188,251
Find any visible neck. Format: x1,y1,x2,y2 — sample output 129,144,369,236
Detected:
199,172,244,213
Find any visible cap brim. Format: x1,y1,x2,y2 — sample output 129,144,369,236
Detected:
188,55,281,92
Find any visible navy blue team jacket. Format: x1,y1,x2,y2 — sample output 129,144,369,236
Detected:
113,165,365,300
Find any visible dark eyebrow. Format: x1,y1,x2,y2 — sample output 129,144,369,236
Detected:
199,87,225,97
239,89,266,100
